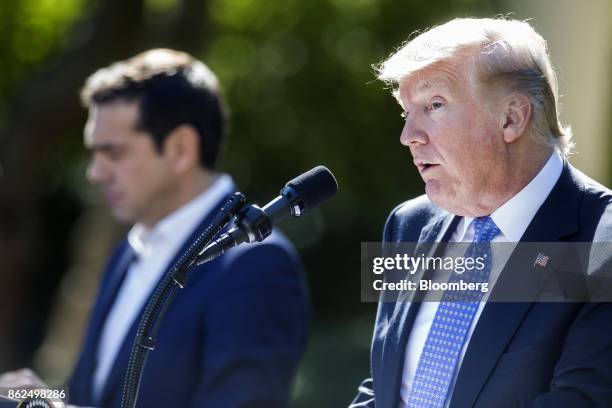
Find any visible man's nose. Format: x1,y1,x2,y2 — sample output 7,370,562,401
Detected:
400,119,428,147
86,155,111,184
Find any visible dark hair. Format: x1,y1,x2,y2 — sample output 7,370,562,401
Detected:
81,49,227,169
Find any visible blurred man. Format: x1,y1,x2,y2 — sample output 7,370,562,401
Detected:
352,18,612,407
2,49,310,408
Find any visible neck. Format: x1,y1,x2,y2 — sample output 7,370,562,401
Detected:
180,169,219,205
141,168,218,229
481,146,554,215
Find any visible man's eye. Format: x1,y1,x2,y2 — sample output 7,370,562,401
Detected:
400,111,409,119
106,148,125,161
429,101,444,111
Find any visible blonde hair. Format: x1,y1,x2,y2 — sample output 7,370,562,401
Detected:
376,17,573,155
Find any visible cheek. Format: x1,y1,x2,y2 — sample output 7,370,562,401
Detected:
460,139,500,189
142,159,175,193
118,158,163,198
435,130,489,186
123,161,151,185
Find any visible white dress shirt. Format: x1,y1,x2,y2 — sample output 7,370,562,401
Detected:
399,152,563,408
92,174,234,399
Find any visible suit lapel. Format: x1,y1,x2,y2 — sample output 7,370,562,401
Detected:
92,246,137,342
417,215,457,244
71,243,134,402
96,192,234,407
377,213,458,408
449,162,582,408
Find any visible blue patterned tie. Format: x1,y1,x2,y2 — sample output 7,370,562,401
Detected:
406,216,500,408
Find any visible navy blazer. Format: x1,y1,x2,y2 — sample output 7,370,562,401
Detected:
352,162,612,407
69,193,310,408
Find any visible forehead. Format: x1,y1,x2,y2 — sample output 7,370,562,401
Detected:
84,100,141,146
397,60,470,103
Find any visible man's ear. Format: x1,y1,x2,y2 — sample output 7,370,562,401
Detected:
163,125,200,174
501,92,532,144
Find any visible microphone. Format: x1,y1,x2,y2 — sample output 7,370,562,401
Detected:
196,166,337,265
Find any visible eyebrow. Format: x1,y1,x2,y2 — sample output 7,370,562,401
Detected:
84,143,126,154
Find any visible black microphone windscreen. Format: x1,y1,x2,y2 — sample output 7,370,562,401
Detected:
286,166,338,211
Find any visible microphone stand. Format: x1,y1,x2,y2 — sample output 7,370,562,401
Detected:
120,192,246,408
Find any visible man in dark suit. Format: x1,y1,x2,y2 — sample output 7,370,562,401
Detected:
1,49,310,408
352,18,612,407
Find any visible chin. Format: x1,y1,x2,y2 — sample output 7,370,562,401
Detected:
425,189,450,211
425,185,466,216
111,208,136,225
425,181,446,204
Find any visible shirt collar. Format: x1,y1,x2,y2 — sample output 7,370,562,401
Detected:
456,152,563,242
127,174,235,257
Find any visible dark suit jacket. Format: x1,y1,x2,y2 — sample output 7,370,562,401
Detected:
69,193,310,408
352,162,612,407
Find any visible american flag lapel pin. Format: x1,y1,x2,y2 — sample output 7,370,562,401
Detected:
534,252,549,267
